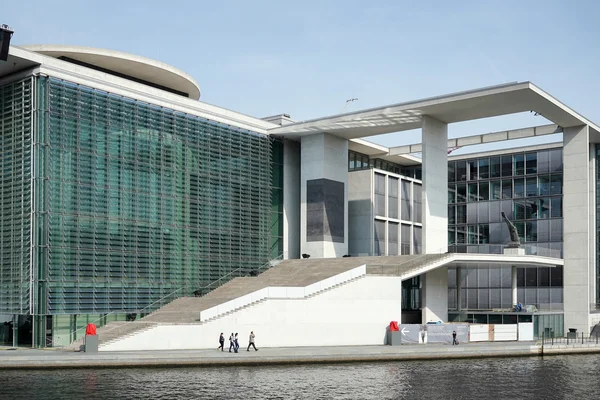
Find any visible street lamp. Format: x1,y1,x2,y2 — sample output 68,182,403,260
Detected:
0,24,14,62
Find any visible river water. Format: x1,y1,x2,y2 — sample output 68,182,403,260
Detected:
2,355,599,399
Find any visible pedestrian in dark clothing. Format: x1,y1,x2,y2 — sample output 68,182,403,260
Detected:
247,331,258,351
452,330,458,345
218,332,225,351
234,333,239,353
228,333,235,352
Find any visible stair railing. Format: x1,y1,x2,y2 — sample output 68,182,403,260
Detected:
369,246,454,276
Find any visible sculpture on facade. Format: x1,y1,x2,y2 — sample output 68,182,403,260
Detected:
501,211,521,248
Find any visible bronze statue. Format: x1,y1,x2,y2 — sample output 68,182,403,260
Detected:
501,211,520,248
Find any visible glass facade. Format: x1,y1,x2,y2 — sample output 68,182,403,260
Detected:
1,76,280,345
448,148,564,313
0,77,33,316
596,145,600,308
372,170,423,255
348,150,421,179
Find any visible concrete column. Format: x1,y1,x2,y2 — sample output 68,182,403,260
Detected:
283,140,300,259
511,266,518,306
421,267,448,323
563,124,591,335
421,116,448,254
456,267,462,311
12,314,18,348
300,133,348,258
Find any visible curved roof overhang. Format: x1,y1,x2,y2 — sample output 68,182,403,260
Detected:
21,45,201,100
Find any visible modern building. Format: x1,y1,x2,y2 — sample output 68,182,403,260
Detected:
0,43,598,348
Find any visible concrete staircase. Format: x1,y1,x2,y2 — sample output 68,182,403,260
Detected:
67,253,450,350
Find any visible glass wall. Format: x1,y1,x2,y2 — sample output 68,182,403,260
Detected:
448,147,564,312
0,77,33,316
371,169,422,256
270,139,284,259
34,77,274,318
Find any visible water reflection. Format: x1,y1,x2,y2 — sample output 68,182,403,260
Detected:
1,355,599,399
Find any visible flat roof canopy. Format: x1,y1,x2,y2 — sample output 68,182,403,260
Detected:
269,82,600,139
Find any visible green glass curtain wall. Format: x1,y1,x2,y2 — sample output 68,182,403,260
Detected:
0,77,33,315
34,77,273,315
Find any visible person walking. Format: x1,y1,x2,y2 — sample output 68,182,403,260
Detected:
228,333,235,352
218,332,225,351
234,333,240,353
452,330,458,345
247,331,258,351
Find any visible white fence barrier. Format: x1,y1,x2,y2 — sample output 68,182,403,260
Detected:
494,324,518,341
518,322,534,341
469,324,490,342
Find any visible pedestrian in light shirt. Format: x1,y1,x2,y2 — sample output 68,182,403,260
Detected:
247,331,258,351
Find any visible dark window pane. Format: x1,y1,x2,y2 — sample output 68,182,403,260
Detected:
456,205,467,224
479,158,489,179
550,149,563,172
479,182,489,201
514,154,525,176
526,177,537,197
537,150,549,173
490,156,501,178
514,178,524,198
539,267,550,287
526,221,537,242
538,175,550,196
491,180,501,200
526,268,537,287
502,179,512,199
479,224,489,244
526,153,537,174
468,160,477,180
517,268,525,287
456,161,467,181
501,155,512,177
457,183,467,203
448,161,456,182
448,186,456,204
551,197,562,218
551,265,563,287
538,198,550,219
550,174,562,195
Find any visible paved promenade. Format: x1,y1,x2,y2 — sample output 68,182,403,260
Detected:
1,342,599,369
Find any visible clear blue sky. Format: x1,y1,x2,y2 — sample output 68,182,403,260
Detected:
4,0,599,152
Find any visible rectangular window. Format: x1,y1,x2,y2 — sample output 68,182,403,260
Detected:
448,227,456,245
448,161,456,182
514,178,524,198
375,173,386,217
456,226,466,244
550,174,562,195
479,224,490,244
413,226,422,254
374,220,386,256
479,182,489,201
448,205,456,225
401,180,411,221
456,161,467,181
478,158,489,179
526,221,537,242
468,225,477,244
514,154,525,176
490,156,501,178
538,198,550,219
468,183,478,202
502,179,512,199
448,186,456,204
413,184,423,223
537,150,550,174
349,152,356,170
501,155,512,177
526,177,537,197
490,180,501,200
457,183,467,203
388,222,399,256
526,153,537,174
526,268,538,287
401,224,411,255
456,205,467,224
550,149,563,172
468,160,478,180
551,197,562,218
388,177,399,219
538,175,550,196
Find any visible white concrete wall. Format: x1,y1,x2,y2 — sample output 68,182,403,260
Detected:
283,139,301,259
348,169,373,256
563,125,592,335
421,266,448,323
100,276,402,351
518,323,534,341
421,116,448,253
300,133,349,258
